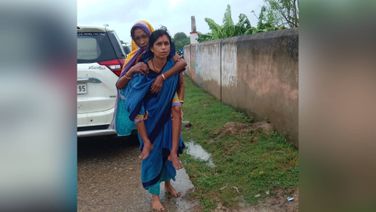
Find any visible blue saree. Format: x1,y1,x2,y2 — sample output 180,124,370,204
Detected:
124,58,185,191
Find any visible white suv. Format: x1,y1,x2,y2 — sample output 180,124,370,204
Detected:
77,26,125,137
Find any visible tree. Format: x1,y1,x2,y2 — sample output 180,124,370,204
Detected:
256,6,280,32
264,0,299,28
173,32,190,51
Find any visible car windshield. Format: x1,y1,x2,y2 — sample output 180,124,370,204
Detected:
77,32,117,64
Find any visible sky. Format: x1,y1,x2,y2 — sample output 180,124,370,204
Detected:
77,0,265,44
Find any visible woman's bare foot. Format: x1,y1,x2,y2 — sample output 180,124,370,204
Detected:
151,195,165,211
165,181,181,198
168,153,183,170
139,143,153,160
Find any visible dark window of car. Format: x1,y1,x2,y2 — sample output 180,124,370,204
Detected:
122,45,131,55
77,32,117,64
107,31,126,59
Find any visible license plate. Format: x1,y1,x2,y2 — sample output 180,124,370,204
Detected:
77,83,87,95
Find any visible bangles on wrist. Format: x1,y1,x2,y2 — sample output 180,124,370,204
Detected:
125,73,132,80
161,73,166,80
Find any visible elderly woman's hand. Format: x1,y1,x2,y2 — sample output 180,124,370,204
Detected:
130,62,149,75
150,75,164,94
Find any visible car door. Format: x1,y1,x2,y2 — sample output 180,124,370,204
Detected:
77,32,119,126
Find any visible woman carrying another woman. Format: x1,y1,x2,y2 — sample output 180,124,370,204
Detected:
114,21,186,171
123,29,185,211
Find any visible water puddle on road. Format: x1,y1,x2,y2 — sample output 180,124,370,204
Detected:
185,140,215,167
161,168,200,211
160,141,214,211
160,141,214,212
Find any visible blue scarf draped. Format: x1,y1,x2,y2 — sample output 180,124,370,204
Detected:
111,22,152,136
110,49,143,136
124,58,185,189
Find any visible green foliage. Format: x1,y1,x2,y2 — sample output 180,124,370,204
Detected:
205,18,223,39
198,1,299,42
222,5,235,37
256,5,281,32
263,0,299,28
236,13,253,34
197,32,212,42
181,77,299,210
198,5,256,41
173,32,190,51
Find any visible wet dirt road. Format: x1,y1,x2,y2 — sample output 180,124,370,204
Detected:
78,135,200,212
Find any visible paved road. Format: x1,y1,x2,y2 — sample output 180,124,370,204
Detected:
78,135,200,212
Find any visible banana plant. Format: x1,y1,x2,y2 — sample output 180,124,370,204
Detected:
200,4,254,41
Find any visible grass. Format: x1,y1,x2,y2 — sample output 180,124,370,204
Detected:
180,76,299,211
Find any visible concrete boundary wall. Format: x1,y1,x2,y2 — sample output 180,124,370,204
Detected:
184,29,298,146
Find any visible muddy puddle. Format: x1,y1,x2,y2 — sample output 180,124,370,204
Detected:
160,168,201,211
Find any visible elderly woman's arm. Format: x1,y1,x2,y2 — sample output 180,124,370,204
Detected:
165,54,187,78
150,55,187,93
116,62,149,89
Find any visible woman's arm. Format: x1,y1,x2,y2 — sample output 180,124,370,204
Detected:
177,72,185,102
165,54,187,78
116,70,133,89
150,55,187,93
116,62,149,89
